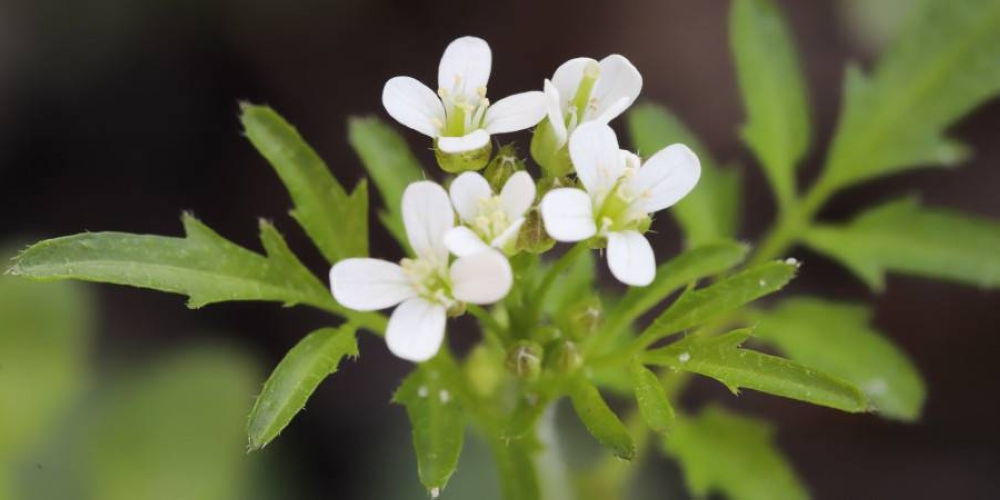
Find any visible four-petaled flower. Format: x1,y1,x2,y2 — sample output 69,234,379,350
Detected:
382,36,547,166
540,122,700,286
330,181,513,362
444,170,536,257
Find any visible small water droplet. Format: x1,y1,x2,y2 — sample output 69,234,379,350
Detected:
678,352,691,363
784,257,801,267
430,487,441,498
758,279,767,287
438,389,450,404
417,386,428,398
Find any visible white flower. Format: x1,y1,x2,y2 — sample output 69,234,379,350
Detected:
330,181,513,362
539,123,700,287
382,36,547,155
444,170,536,256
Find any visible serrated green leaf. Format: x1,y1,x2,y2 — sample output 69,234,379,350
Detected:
247,325,358,450
645,329,867,412
730,0,811,207
665,406,808,500
824,0,1000,187
394,362,466,494
637,261,797,346
753,298,925,420
348,116,426,249
628,103,742,247
630,362,675,435
567,378,635,460
804,198,1000,290
241,104,368,262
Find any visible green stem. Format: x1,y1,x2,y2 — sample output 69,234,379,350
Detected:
747,173,838,267
525,242,588,327
467,304,509,346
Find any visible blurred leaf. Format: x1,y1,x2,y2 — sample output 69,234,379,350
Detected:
630,362,675,435
241,103,369,262
0,254,91,458
88,346,259,500
247,325,358,450
638,261,798,345
628,103,742,247
348,116,426,249
824,0,1000,188
753,298,925,420
490,437,540,500
646,330,867,412
606,241,749,340
730,0,811,207
804,198,1000,290
394,361,466,495
567,378,635,460
664,406,808,500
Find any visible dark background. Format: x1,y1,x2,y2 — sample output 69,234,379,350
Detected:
2,0,999,498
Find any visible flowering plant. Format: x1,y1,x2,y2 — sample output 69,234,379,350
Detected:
9,0,1000,498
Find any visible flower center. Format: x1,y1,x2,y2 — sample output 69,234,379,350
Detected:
594,169,650,234
400,257,455,307
437,76,490,137
471,195,511,244
564,61,601,134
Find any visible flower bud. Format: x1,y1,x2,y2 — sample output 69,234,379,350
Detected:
484,143,523,190
516,207,555,254
545,340,582,374
465,345,503,397
435,139,492,173
566,296,603,340
506,340,544,380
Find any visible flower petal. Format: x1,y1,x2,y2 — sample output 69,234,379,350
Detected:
606,230,655,286
620,149,642,171
568,122,624,196
444,226,491,257
437,129,490,154
449,171,492,223
450,250,513,304
499,170,536,221
552,57,598,108
329,258,415,311
438,36,491,102
592,55,642,123
386,297,447,362
382,76,445,138
626,144,701,213
403,181,454,262
485,91,547,134
543,79,568,146
540,188,597,242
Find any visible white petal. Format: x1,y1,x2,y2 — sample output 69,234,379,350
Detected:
606,230,655,286
552,57,598,107
543,79,568,146
620,149,642,171
592,96,633,125
444,226,491,257
592,55,642,123
385,298,447,362
438,36,491,102
449,171,492,223
329,258,415,311
626,144,702,213
499,170,536,221
403,181,454,262
539,188,597,242
568,122,624,196
437,129,490,154
489,217,525,249
485,91,547,134
382,76,445,138
450,250,513,304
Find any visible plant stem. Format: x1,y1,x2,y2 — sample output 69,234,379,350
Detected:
524,242,588,328
748,173,838,267
467,304,509,346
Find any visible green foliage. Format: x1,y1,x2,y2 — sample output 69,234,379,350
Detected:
805,198,1000,290
630,362,675,435
242,104,369,262
627,104,742,247
824,0,1000,188
568,378,635,460
665,406,808,500
730,0,811,207
348,116,426,248
645,330,867,412
753,298,925,421
247,325,359,450
489,437,541,500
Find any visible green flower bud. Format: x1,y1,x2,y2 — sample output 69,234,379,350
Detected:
516,207,556,254
530,120,573,177
566,296,603,340
435,139,492,173
465,345,504,397
546,340,583,374
506,340,544,380
446,301,467,317
484,143,523,190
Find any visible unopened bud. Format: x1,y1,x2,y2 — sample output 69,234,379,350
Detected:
506,340,544,380
516,207,555,254
546,340,583,374
465,345,503,397
484,143,523,190
567,297,603,339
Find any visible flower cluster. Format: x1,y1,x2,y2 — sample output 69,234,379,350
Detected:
333,36,701,362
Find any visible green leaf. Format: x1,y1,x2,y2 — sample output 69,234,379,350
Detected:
394,362,466,495
348,116,426,249
824,0,1000,187
804,198,1000,290
638,260,798,346
628,103,742,247
665,406,808,500
730,0,811,206
645,329,868,412
567,378,635,460
89,346,259,500
247,325,359,450
241,104,369,262
630,362,675,434
753,298,925,421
